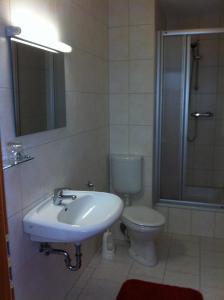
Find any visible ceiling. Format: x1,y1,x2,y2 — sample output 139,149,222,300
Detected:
160,0,224,15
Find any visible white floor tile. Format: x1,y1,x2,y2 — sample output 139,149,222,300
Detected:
129,260,166,280
68,234,224,300
201,267,224,290
172,234,200,243
65,287,83,300
201,237,224,253
87,250,102,268
91,260,131,283
75,267,96,289
164,271,199,290
170,239,200,257
156,237,171,259
78,278,121,300
112,244,133,266
127,273,162,283
167,254,200,275
201,251,224,268
202,287,224,300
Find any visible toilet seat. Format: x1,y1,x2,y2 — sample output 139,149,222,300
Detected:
122,206,165,228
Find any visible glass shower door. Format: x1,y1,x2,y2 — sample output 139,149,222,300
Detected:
160,35,187,200
182,33,224,204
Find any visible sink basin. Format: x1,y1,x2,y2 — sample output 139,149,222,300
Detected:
23,191,123,244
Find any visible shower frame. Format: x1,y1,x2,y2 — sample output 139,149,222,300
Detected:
154,28,224,209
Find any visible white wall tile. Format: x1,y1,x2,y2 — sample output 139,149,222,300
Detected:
8,212,37,274
134,185,153,207
108,0,155,209
110,61,129,93
110,94,129,125
129,0,155,25
129,125,153,156
191,210,215,237
0,88,16,158
110,125,129,154
129,60,154,93
199,14,221,28
215,213,224,238
109,27,128,60
109,0,129,27
0,38,11,89
129,93,154,125
75,0,108,25
4,167,23,217
156,205,169,232
143,155,153,187
129,25,154,59
168,208,191,235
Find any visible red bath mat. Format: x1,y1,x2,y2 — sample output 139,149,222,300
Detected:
116,280,203,300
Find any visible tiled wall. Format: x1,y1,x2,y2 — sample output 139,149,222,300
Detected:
109,0,156,207
157,204,224,238
0,1,109,299
164,13,224,30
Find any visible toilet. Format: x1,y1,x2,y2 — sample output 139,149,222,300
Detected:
111,154,165,266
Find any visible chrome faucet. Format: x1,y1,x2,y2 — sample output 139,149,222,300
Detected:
53,188,77,206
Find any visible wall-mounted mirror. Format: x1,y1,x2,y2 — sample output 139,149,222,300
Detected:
10,41,66,136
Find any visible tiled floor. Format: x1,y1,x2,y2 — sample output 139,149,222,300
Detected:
65,234,224,300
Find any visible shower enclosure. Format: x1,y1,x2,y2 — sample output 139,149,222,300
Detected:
155,28,224,208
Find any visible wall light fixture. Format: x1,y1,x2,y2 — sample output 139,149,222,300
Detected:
6,25,72,53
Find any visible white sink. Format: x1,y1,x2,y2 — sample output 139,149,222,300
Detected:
23,191,123,244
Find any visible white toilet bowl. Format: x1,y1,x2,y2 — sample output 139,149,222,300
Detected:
122,206,165,266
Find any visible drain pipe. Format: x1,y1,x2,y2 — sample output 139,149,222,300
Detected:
39,243,82,271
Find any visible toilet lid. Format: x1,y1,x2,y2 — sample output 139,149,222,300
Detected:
123,206,165,227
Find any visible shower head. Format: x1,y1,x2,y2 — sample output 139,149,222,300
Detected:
191,40,199,49
191,40,201,60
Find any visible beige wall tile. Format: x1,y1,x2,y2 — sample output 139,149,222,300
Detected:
110,125,129,154
191,210,215,237
129,60,154,93
129,93,154,125
129,0,155,25
215,213,224,238
156,205,169,232
109,0,129,27
109,27,129,60
129,125,153,156
4,167,23,218
110,61,129,93
110,94,129,125
168,208,191,235
129,25,154,59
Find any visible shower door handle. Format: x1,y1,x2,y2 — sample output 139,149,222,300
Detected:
191,112,214,119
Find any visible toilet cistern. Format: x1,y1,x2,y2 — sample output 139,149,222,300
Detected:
111,154,143,205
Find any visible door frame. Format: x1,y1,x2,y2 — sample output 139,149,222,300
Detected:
0,146,14,300
153,33,189,204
